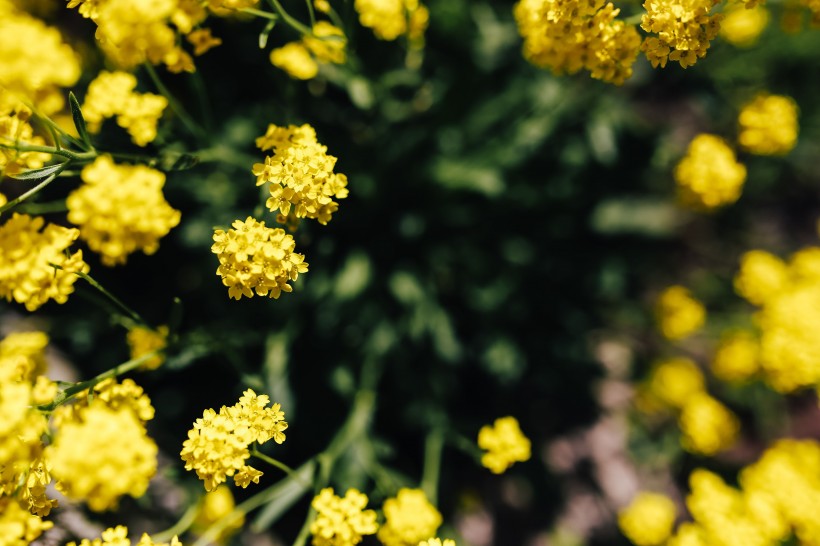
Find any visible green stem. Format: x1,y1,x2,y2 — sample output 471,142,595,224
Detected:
15,200,68,215
240,7,279,19
291,507,315,546
304,0,316,27
421,428,444,505
251,449,307,484
38,349,160,411
143,62,209,142
151,500,201,542
76,271,146,325
0,163,69,215
0,140,95,161
448,432,483,461
267,0,313,35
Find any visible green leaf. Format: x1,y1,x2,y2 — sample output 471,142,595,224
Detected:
68,92,93,150
7,162,68,180
259,20,277,49
159,152,200,171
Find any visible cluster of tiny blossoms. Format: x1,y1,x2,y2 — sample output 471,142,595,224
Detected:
180,389,288,491
378,489,443,546
719,3,769,47
655,285,706,341
620,440,820,546
310,488,378,546
514,0,642,85
353,0,429,42
67,525,181,546
674,134,747,210
737,93,799,155
271,21,347,81
641,0,722,69
477,416,532,474
0,92,50,177
81,71,168,147
67,155,181,266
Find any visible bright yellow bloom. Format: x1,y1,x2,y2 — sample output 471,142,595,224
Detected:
738,93,799,155
180,389,288,490
354,0,429,41
252,123,349,224
711,331,759,382
675,134,747,210
68,156,181,266
211,216,309,300
641,0,722,68
0,95,51,176
477,416,531,474
655,286,706,340
646,357,705,409
127,325,169,370
271,42,320,80
734,250,788,305
304,21,347,64
418,540,456,546
678,393,739,455
719,4,769,47
187,28,222,56
0,331,48,381
192,485,244,543
55,378,156,425
47,399,158,511
378,489,442,546
67,525,183,546
514,0,641,85
618,492,676,546
310,488,378,546
0,497,53,546
0,213,88,311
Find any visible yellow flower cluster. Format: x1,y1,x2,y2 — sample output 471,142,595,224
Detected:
0,2,80,113
253,123,349,225
719,4,769,47
477,416,531,474
419,540,456,546
674,134,747,209
641,0,722,68
81,71,168,147
0,95,50,176
711,330,758,382
734,247,820,392
180,389,288,491
191,486,244,542
379,489,442,546
54,378,156,427
0,213,89,311
127,325,169,370
655,286,705,340
67,0,212,72
354,0,429,42
211,216,309,300
310,488,378,546
639,358,739,455
68,525,182,546
633,440,820,546
67,156,181,266
737,93,799,155
0,498,53,546
514,0,642,85
618,492,676,546
271,22,347,80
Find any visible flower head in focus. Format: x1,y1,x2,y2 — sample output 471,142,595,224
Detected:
378,488,442,546
310,487,378,546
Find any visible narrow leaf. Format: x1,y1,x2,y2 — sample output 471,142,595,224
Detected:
68,92,93,149
7,162,68,181
259,20,277,49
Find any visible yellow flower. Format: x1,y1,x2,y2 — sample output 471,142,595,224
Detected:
187,28,222,56
180,389,288,490
711,331,759,382
192,485,243,543
734,250,788,306
270,42,319,80
211,216,309,300
641,0,722,68
127,325,169,370
675,134,747,210
378,489,441,546
0,497,53,545
719,4,769,47
354,0,429,41
68,156,181,266
418,540,456,546
0,96,51,175
0,213,89,311
738,93,799,155
304,21,347,65
618,492,676,546
68,526,183,546
646,357,705,409
678,393,739,455
310,488,378,546
477,416,531,474
252,123,349,225
0,331,48,381
655,286,706,341
47,399,158,511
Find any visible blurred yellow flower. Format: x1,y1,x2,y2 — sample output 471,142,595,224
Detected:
655,286,706,341
738,93,799,155
618,492,676,546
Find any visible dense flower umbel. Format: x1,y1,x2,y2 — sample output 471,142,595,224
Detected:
0,213,89,311
674,134,747,209
738,93,799,155
719,4,769,47
127,325,169,370
645,357,705,409
418,540,456,546
67,525,182,546
68,156,181,266
378,489,442,546
253,123,349,225
211,217,308,300
655,285,706,340
711,331,759,382
0,95,50,176
354,0,429,41
181,389,288,491
618,492,676,546
641,0,722,68
0,497,53,546
271,22,347,80
678,392,739,455
514,0,642,85
310,488,378,546
477,416,531,474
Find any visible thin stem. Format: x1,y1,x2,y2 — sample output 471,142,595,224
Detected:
267,0,313,35
251,449,308,485
15,201,68,215
76,271,146,325
0,140,95,161
151,500,201,542
0,163,68,215
240,7,279,19
38,349,160,411
143,62,209,142
448,432,483,461
291,507,314,546
421,428,443,505
304,0,316,27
